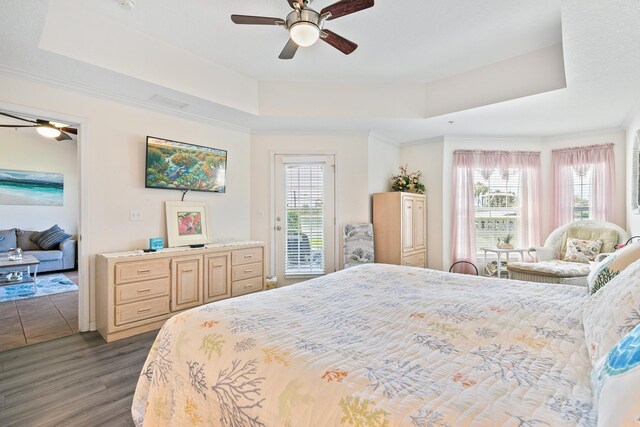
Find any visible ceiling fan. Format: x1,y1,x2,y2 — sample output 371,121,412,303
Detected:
0,111,77,141
231,0,374,59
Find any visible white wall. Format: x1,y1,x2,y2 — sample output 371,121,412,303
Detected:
400,138,445,270
0,130,78,234
250,133,370,276
368,135,399,195
0,73,252,328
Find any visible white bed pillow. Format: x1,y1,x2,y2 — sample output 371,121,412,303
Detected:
583,258,640,364
590,323,640,426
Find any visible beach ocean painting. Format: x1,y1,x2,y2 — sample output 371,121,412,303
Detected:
0,168,64,206
145,137,227,193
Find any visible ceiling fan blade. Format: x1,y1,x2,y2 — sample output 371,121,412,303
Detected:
321,30,358,55
231,15,285,25
0,111,38,125
0,125,36,128
279,39,299,60
321,0,374,20
55,131,73,142
60,127,77,135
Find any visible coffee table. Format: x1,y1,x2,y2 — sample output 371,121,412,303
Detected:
0,254,40,296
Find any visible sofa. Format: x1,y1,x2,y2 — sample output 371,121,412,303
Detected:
0,228,76,273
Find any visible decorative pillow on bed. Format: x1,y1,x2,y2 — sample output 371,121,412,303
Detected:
587,243,640,294
590,323,640,426
583,258,640,364
563,237,602,263
30,225,71,250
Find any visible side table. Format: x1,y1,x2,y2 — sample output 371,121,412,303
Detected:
480,247,527,279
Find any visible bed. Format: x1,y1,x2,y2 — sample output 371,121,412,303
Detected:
132,263,598,426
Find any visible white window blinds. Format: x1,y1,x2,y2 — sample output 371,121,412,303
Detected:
285,162,325,276
473,168,521,252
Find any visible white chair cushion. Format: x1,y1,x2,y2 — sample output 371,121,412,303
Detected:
507,260,592,278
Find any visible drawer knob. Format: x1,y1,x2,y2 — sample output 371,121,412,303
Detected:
138,308,152,313
137,288,151,293
243,269,253,273
244,255,254,258
137,269,151,274
213,264,223,268
183,268,194,272
244,284,253,289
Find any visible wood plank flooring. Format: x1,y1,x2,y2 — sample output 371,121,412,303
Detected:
0,330,158,426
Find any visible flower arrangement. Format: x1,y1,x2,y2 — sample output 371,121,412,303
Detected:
391,165,425,194
497,233,514,249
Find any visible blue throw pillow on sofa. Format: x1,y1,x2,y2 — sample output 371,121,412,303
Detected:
30,225,72,250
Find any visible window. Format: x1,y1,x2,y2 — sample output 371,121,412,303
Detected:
284,163,325,275
572,166,593,220
473,168,521,253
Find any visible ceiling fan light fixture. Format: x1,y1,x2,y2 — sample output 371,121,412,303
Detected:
36,125,62,139
289,21,320,47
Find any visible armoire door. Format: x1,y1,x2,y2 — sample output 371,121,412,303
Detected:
204,253,230,303
402,196,414,252
413,196,426,251
171,256,203,311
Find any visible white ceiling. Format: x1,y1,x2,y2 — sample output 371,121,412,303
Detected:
1,0,640,143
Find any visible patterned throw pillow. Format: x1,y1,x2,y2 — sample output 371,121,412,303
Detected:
587,243,640,294
30,225,72,250
590,323,640,426
563,237,602,263
583,258,640,364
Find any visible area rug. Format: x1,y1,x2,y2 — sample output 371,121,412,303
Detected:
0,274,78,303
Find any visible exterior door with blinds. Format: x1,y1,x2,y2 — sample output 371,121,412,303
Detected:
274,155,335,285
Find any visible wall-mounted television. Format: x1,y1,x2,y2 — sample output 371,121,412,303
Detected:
145,136,227,193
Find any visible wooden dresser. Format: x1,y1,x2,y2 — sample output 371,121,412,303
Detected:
373,192,427,268
96,241,264,342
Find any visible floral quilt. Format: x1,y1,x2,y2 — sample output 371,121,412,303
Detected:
132,264,595,426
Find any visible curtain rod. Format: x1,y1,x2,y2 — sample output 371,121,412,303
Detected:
551,143,614,153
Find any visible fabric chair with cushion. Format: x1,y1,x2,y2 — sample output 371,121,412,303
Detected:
343,224,374,269
507,220,628,286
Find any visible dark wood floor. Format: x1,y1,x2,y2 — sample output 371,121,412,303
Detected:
0,271,79,351
0,330,158,426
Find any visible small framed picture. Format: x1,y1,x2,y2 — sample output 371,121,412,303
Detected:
165,201,211,247
149,237,164,251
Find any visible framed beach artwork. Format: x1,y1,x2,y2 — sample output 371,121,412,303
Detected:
0,168,63,206
165,201,211,247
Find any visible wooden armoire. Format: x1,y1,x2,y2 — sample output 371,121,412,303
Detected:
372,192,427,268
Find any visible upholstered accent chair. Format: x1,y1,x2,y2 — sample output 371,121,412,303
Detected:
343,224,374,269
507,220,628,286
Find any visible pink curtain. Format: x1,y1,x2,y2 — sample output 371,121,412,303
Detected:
451,150,541,270
451,154,476,273
552,144,615,228
515,154,542,257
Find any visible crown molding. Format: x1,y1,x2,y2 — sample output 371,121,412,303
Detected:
368,131,401,147
541,126,625,142
0,65,251,134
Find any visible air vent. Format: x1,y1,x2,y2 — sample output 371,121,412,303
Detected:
148,94,189,110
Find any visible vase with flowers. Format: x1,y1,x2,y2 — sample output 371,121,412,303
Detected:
391,165,425,194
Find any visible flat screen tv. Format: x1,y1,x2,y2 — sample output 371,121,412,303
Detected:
145,136,227,193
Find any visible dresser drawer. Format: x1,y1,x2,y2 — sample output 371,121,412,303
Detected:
231,262,262,282
232,247,262,266
114,297,170,326
115,278,169,305
115,259,170,284
231,277,263,297
402,252,426,268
